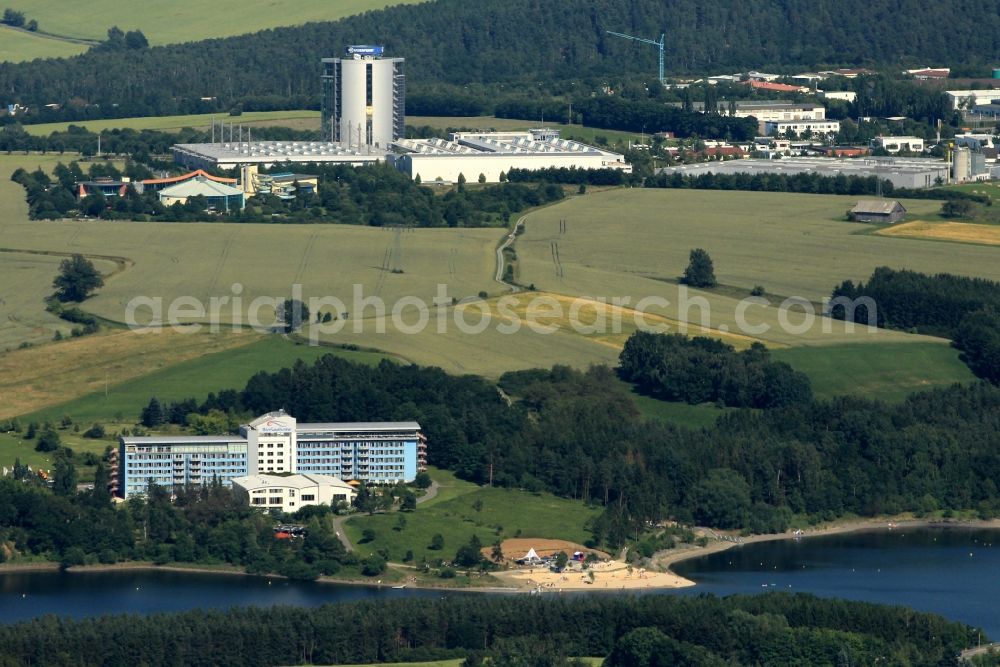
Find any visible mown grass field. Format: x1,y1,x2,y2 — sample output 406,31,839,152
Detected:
0,26,87,63
0,250,119,351
0,335,389,476
514,189,1000,347
344,469,601,563
0,0,426,50
22,112,641,146
772,341,974,402
22,111,322,136
0,329,257,420
20,335,391,425
1,153,995,402
0,155,498,349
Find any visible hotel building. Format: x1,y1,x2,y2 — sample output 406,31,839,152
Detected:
113,410,425,499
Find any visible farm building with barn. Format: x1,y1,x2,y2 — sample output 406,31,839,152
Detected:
849,200,907,223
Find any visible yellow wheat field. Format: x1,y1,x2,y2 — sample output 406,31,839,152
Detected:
876,220,1000,246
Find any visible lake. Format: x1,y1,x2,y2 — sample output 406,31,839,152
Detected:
671,526,1000,637
2,527,998,639
0,568,457,622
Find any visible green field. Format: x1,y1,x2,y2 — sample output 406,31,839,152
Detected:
22,112,640,147
0,1,426,53
0,155,499,346
22,111,321,136
21,335,391,425
625,388,733,428
344,469,601,563
1,153,996,398
773,341,974,402
0,335,390,476
0,26,88,63
514,189,1000,345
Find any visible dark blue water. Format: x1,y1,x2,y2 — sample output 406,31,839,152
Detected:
0,569,456,623
671,526,1000,636
2,528,999,637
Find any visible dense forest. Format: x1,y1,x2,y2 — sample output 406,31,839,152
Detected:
0,593,976,666
496,97,759,140
147,354,1000,543
831,267,1000,384
0,0,996,122
618,333,812,408
0,470,373,579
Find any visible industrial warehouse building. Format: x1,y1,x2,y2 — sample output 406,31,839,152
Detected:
113,411,426,499
389,130,631,183
658,156,950,190
321,45,405,150
231,473,357,513
171,141,385,170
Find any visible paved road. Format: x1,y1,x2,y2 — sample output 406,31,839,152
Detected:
331,480,441,553
416,479,440,505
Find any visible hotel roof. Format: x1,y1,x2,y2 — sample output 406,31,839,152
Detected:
298,421,422,431
121,435,247,445
231,473,355,491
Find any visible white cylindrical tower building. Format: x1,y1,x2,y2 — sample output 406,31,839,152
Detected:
321,46,405,151
952,145,971,183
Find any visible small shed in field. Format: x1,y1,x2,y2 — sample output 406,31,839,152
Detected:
850,199,906,223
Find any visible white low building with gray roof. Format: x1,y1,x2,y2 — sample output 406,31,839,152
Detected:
389,130,631,183
172,140,387,170
658,157,950,189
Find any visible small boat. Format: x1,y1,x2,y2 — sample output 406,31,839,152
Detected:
392,584,407,589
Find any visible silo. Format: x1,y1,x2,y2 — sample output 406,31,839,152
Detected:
952,145,971,182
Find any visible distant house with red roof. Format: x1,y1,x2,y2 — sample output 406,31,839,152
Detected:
905,67,950,80
141,169,237,193
743,80,811,94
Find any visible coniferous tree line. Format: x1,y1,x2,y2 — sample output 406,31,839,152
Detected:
149,355,1000,543
645,169,995,203
831,267,1000,384
0,0,994,122
496,97,759,140
0,593,976,666
618,333,813,408
0,473,360,579
12,158,565,226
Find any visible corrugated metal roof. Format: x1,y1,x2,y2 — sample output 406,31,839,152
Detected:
297,421,421,432
851,200,905,214
231,473,354,491
159,175,244,198
120,435,247,445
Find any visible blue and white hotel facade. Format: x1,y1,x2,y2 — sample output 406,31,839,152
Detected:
113,410,426,499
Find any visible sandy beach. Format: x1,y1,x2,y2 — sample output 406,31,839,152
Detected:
496,558,696,590
2,516,997,594
498,516,1000,592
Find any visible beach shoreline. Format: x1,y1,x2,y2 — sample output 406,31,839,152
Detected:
656,516,1000,576
2,516,997,593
